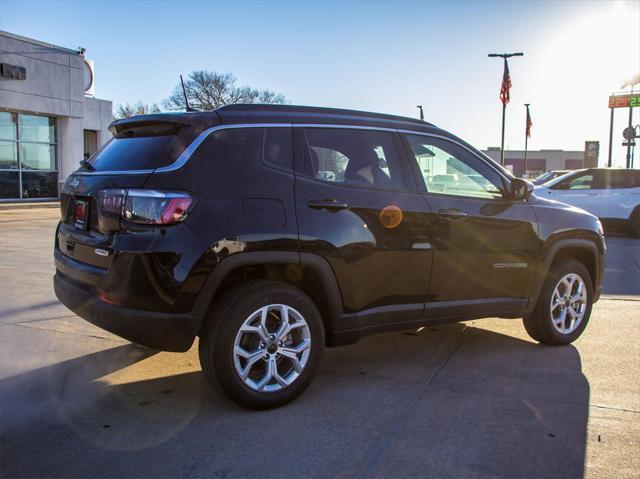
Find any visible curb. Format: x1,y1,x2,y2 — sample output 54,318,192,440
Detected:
0,202,60,211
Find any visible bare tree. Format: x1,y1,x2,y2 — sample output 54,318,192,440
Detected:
114,102,161,119
163,70,287,111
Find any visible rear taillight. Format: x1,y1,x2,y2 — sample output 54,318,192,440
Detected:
97,189,194,228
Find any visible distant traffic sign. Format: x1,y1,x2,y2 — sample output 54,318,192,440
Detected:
609,93,640,108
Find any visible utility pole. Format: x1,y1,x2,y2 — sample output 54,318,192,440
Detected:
524,103,530,178
489,52,524,166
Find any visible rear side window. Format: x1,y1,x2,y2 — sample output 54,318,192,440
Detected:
302,128,404,190
597,170,640,189
262,128,292,171
211,127,263,164
89,124,193,171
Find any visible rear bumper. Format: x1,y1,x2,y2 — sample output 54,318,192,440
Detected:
54,271,199,352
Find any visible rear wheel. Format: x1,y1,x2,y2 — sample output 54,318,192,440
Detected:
199,280,324,409
523,259,593,345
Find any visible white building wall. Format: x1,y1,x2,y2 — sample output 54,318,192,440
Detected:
58,117,84,184
0,30,112,199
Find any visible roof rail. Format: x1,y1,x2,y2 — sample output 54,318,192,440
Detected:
217,104,433,127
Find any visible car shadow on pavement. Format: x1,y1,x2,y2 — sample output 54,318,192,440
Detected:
0,324,590,478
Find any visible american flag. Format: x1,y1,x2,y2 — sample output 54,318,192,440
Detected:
500,59,511,106
526,106,532,138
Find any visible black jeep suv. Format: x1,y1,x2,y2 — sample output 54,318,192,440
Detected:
54,105,605,409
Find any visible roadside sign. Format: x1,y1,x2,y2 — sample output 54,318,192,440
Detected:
584,141,599,168
609,93,640,108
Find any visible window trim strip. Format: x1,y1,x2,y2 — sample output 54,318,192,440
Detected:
72,122,511,186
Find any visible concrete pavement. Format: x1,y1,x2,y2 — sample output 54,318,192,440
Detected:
0,208,638,478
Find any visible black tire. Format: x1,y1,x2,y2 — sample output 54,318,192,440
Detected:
523,258,593,345
630,209,640,239
199,280,324,410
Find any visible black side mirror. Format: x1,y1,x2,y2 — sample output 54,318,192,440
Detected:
509,178,534,201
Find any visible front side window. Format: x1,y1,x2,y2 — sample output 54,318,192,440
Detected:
552,173,593,190
302,128,403,190
405,134,504,199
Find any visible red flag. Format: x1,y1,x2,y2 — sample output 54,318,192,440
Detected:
500,59,511,106
526,106,532,138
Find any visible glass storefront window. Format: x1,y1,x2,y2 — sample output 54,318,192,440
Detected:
0,112,57,200
0,141,18,169
21,172,58,199
0,171,20,199
19,115,56,143
20,144,56,170
0,112,18,140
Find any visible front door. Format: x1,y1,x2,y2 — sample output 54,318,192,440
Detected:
402,133,539,318
293,126,432,328
546,170,601,217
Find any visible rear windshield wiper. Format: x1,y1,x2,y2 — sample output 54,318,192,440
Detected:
79,159,95,172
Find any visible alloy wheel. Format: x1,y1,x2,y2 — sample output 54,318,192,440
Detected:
233,304,311,392
550,273,588,335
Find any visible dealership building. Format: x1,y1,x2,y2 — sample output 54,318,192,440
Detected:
482,143,599,179
0,30,112,201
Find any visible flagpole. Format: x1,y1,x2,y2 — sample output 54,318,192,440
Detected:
524,103,530,178
488,52,524,167
500,100,507,166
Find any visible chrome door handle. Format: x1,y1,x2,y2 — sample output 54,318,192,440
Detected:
307,199,349,211
436,208,468,221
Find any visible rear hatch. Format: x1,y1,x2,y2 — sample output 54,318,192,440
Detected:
58,115,216,268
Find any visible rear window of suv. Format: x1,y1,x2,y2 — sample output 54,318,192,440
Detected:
88,123,195,171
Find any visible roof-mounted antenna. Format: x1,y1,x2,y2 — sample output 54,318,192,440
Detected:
416,105,424,121
180,75,197,112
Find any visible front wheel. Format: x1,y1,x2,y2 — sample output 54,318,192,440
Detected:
199,280,324,409
523,259,593,345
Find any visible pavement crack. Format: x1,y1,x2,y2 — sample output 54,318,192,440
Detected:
7,322,125,343
10,314,78,325
589,403,640,414
357,326,470,479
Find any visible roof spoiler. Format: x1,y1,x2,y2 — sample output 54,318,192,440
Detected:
109,112,220,135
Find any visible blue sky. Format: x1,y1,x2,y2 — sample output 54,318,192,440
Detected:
1,0,639,166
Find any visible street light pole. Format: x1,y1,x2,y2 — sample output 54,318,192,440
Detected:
489,52,524,166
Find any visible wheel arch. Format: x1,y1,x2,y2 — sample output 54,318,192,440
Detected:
191,252,345,346
527,238,601,314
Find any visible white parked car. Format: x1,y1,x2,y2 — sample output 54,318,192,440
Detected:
535,168,640,237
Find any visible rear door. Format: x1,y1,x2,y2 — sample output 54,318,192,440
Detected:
293,126,432,327
595,169,640,220
401,133,539,318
